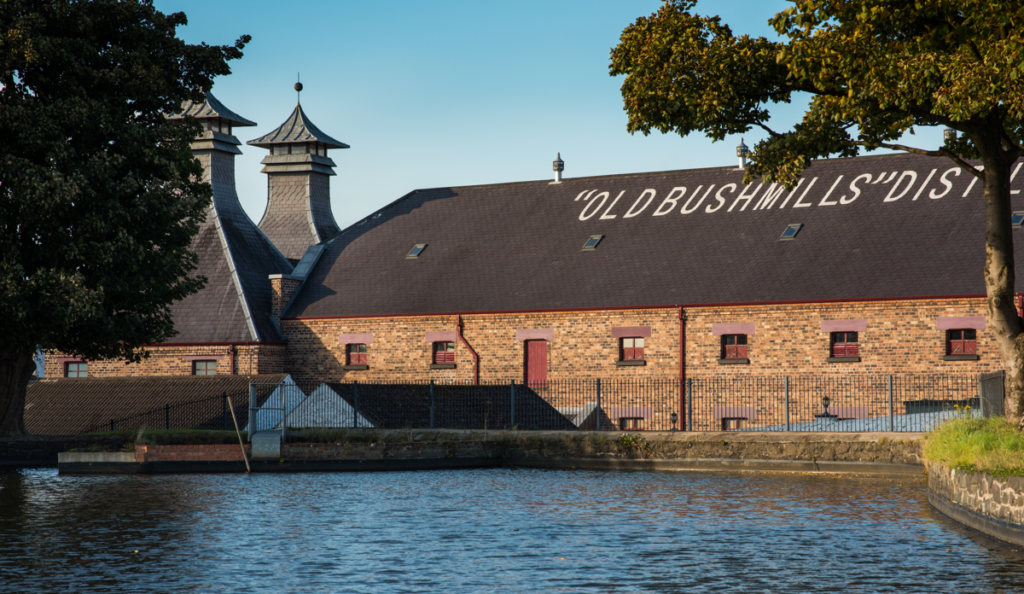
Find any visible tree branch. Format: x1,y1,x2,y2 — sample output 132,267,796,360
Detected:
850,140,983,178
755,121,782,137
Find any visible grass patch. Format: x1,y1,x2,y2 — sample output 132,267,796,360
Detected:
923,416,1024,477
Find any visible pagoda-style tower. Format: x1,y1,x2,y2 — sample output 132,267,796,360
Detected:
247,85,349,263
168,93,293,343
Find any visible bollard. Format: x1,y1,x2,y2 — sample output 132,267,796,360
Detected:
596,378,602,431
430,380,435,429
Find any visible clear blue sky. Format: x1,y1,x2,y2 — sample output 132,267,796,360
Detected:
155,0,944,229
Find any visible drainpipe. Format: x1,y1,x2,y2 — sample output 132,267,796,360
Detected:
230,344,237,375
678,306,687,430
456,314,480,385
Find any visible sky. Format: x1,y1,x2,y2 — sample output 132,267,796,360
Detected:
155,0,948,230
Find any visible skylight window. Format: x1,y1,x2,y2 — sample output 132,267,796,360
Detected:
1014,212,1024,228
582,235,604,251
406,244,427,258
779,224,803,241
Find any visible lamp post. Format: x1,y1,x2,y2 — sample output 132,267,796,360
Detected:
670,412,678,432
816,395,837,419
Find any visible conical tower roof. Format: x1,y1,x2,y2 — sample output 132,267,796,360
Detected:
247,104,349,149
167,93,293,342
172,92,257,127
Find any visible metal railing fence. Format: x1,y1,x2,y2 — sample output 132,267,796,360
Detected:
83,392,250,434
271,373,984,434
687,373,979,432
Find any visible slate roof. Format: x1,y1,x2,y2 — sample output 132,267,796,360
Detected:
168,96,294,342
247,104,349,149
25,375,287,435
172,92,257,127
286,153,1024,318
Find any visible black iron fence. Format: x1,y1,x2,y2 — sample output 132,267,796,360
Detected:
687,374,979,432
45,373,992,435
260,373,985,434
269,379,682,432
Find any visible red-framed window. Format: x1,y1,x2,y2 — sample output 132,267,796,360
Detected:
192,360,217,376
947,329,977,355
347,343,368,365
721,334,748,359
619,417,644,431
64,362,87,378
721,418,745,431
831,332,859,357
433,341,455,364
621,337,645,361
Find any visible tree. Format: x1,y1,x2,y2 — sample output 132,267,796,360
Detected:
0,0,250,434
610,0,1024,427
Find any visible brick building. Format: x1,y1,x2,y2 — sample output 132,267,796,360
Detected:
45,90,1024,430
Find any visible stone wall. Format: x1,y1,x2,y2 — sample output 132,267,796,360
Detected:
928,462,1024,543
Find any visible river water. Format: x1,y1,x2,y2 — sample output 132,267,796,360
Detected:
0,468,1022,593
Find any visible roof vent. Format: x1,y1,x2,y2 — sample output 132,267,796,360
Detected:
737,139,749,170
406,244,427,258
552,153,564,183
779,224,803,240
1013,212,1024,228
582,235,603,250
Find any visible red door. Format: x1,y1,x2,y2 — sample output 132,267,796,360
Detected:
525,340,548,387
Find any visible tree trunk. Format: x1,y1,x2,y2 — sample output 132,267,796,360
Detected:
0,348,34,436
980,147,1024,426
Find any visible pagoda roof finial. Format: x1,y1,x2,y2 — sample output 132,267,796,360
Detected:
247,101,349,150
295,73,303,104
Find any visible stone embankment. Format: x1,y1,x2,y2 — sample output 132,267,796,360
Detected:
50,430,925,476
927,462,1024,547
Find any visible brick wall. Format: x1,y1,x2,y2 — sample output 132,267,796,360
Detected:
45,343,287,378
270,277,303,321
135,444,250,462
281,297,999,386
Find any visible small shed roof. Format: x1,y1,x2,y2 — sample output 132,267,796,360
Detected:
171,92,257,127
247,104,349,149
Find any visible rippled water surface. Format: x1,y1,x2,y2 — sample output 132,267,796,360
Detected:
1,468,1022,593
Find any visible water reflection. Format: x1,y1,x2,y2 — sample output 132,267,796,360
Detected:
1,468,1022,593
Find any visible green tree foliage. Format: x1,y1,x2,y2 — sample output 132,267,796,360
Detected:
611,0,1024,426
0,0,249,434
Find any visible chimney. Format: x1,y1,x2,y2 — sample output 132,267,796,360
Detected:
552,152,564,183
247,82,350,264
736,139,749,170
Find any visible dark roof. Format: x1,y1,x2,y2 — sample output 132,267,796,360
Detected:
171,92,257,127
25,375,287,435
247,104,349,149
169,150,294,341
287,153,1023,318
257,171,341,263
322,383,577,430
